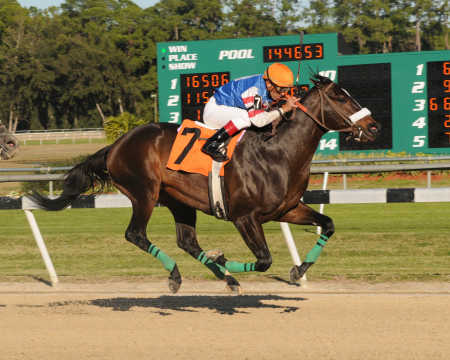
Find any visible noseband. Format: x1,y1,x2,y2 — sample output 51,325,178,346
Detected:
294,85,372,142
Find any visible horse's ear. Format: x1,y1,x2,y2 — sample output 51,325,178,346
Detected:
310,74,333,87
310,75,320,86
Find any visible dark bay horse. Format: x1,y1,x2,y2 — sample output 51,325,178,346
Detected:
29,75,380,293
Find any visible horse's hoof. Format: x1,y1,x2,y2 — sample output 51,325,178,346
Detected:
168,279,181,294
299,262,313,277
298,262,313,280
225,274,241,295
289,265,301,283
168,265,182,294
290,262,314,283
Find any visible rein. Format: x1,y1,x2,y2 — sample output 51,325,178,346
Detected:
291,86,370,142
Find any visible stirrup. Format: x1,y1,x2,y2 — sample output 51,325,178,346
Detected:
208,147,229,162
202,142,228,162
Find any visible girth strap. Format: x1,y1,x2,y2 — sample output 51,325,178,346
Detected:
208,160,229,220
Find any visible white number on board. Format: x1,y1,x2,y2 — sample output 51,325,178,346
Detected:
412,117,426,129
169,112,180,123
412,135,426,147
318,70,336,81
319,138,338,150
416,64,424,76
412,99,425,111
167,95,179,106
411,82,425,94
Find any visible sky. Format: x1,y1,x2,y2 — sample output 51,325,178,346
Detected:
18,0,159,10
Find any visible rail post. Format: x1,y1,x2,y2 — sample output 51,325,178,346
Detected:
24,209,59,286
280,222,306,282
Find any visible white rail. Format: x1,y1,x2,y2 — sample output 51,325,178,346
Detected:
14,130,105,144
2,158,450,286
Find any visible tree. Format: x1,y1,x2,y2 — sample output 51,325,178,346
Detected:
103,111,145,142
328,0,448,53
332,0,395,53
1,0,447,133
222,0,280,37
305,0,339,35
0,0,29,131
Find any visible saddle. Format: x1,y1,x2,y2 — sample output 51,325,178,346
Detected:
167,120,244,219
167,120,243,176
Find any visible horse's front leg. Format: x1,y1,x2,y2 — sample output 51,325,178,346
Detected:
278,202,335,282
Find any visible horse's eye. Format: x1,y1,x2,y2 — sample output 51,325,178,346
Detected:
334,95,347,103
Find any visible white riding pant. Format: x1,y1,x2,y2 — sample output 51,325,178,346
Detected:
203,97,251,130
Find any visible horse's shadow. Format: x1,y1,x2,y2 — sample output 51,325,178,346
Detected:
92,295,307,315
50,295,307,315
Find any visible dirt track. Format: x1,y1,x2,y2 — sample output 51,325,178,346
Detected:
1,280,449,360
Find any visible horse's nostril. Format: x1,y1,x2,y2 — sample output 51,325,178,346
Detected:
369,123,380,134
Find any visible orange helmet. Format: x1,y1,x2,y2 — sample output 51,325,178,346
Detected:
263,63,294,88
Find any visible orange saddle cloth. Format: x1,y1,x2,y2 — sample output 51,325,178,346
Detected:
167,120,243,177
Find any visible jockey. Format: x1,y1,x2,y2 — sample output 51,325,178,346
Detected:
201,62,301,162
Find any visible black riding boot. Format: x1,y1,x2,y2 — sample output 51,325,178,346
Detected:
201,127,231,162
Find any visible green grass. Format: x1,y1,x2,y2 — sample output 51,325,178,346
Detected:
1,203,449,283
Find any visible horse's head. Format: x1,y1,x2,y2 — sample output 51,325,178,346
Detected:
304,74,380,142
0,126,20,160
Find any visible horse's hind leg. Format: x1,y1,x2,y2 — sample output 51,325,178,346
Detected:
116,184,181,293
278,202,335,282
231,215,272,274
161,193,241,292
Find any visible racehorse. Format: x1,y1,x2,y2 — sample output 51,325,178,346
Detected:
28,74,380,293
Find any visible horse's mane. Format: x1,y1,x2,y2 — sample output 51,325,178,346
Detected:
257,73,334,139
305,72,333,93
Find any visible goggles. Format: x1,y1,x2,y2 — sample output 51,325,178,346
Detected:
268,79,291,94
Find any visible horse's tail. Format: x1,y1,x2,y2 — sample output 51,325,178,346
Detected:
28,145,112,211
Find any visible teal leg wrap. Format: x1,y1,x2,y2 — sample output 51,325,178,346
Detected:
148,244,176,272
305,234,328,263
225,261,256,273
197,252,226,279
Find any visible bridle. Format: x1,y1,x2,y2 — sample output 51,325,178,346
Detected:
0,136,19,160
0,143,10,159
291,83,372,142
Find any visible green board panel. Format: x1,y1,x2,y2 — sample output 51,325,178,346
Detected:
336,51,450,154
157,33,450,155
